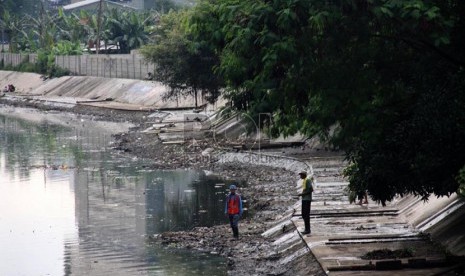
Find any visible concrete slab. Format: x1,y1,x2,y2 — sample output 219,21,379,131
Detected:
0,71,44,93
1,72,213,110
424,200,465,256
329,267,456,276
291,157,464,275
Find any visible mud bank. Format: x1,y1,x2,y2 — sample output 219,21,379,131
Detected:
111,129,327,275
148,161,324,275
0,100,327,275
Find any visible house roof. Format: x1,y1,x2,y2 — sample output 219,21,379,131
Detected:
63,0,136,11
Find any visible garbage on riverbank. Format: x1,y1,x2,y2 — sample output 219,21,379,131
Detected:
0,101,327,275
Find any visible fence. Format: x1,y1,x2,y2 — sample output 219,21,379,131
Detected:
0,53,36,67
0,52,154,80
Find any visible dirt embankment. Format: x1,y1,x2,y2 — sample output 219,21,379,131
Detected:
113,128,325,275
0,97,326,275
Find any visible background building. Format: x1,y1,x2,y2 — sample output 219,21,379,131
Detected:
62,0,136,12
63,0,157,10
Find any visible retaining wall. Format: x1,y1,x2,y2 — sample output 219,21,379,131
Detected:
0,71,206,110
0,52,154,80
399,194,465,256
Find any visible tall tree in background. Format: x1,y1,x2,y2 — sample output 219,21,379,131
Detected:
0,11,24,52
140,10,222,107
1,0,48,17
110,10,152,54
1,0,33,16
56,9,87,44
186,0,465,204
26,2,56,50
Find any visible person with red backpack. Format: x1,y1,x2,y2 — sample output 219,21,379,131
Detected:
225,184,243,238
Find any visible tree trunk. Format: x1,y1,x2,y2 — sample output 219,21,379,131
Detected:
194,88,198,108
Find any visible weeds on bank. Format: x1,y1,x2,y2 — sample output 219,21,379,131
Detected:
361,248,415,260
0,51,70,78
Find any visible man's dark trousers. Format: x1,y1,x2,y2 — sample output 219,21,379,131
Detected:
229,214,240,238
302,200,311,233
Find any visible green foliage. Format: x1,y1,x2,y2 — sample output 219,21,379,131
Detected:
186,0,465,204
0,51,69,78
0,10,25,53
35,50,70,78
56,8,87,44
52,40,82,56
456,167,465,198
107,9,152,54
35,50,51,74
140,10,222,107
0,0,36,16
17,62,36,73
153,0,184,13
1,6,159,55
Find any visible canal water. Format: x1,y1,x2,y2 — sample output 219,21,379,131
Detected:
0,108,229,276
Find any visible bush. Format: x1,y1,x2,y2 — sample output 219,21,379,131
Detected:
0,51,69,78
35,50,70,78
456,167,465,198
17,62,36,73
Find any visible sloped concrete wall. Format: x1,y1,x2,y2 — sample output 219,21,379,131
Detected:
1,71,210,109
399,194,465,256
426,202,465,256
0,71,44,93
400,195,457,228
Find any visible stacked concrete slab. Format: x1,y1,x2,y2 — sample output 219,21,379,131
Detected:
290,155,464,275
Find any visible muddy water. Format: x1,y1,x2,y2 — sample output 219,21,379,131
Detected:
0,109,227,276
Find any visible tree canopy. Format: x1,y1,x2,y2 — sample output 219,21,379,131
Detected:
1,5,159,54
181,0,465,204
140,10,222,107
0,0,37,16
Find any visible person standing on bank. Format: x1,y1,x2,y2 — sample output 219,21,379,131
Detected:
298,171,315,235
225,184,243,238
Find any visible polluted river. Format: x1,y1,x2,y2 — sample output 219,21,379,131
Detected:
1,73,464,275
0,108,230,275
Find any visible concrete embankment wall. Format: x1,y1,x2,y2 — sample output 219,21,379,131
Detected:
0,71,44,93
425,200,465,256
1,71,208,110
399,193,465,256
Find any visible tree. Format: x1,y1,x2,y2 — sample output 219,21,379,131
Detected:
0,0,36,16
186,0,465,204
107,10,153,54
25,3,57,51
153,0,180,13
0,11,24,52
140,10,222,107
56,8,87,44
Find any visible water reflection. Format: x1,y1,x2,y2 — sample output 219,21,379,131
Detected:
0,109,228,276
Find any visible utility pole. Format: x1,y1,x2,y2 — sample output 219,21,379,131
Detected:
96,0,103,55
